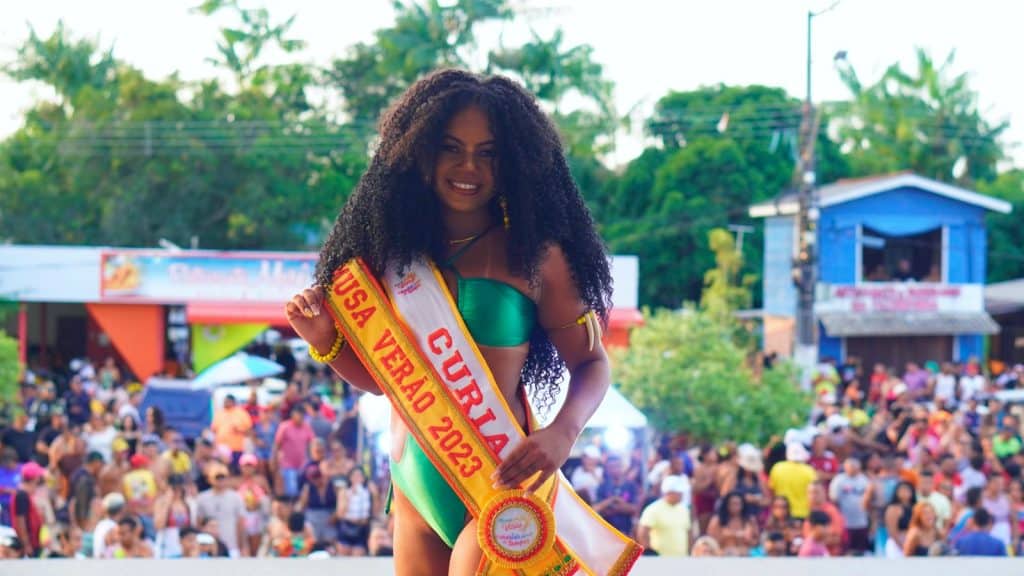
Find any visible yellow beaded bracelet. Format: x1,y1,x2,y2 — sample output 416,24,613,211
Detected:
309,330,345,364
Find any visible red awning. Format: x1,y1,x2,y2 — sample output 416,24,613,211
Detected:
609,308,644,329
186,302,289,326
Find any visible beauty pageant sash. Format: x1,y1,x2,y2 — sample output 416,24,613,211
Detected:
324,258,641,576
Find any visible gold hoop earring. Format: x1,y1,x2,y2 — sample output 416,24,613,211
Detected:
499,196,510,230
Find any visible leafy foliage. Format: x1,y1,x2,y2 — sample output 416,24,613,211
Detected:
833,49,1007,185
613,307,810,444
0,331,20,404
978,170,1024,283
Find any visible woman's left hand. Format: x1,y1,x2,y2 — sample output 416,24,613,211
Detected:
493,424,575,493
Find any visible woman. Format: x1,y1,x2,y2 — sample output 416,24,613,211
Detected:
119,414,142,455
297,462,338,543
286,70,615,574
902,501,940,557
145,406,166,439
692,445,721,533
153,474,193,558
84,411,118,464
883,481,917,558
982,473,1013,546
236,454,271,555
762,496,801,555
99,357,121,391
336,467,374,557
720,444,769,520
707,491,759,556
1010,477,1024,555
323,439,355,487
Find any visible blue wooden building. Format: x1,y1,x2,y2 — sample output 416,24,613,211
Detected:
750,173,1011,369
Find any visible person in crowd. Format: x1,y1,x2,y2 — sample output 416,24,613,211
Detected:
830,456,870,555
917,469,952,532
64,376,91,428
297,460,337,543
691,445,721,532
335,467,374,557
10,461,46,557
593,454,641,537
178,526,201,558
122,453,157,539
760,531,789,557
884,480,917,557
251,409,278,471
160,427,193,479
92,493,125,558
706,491,759,556
691,536,722,557
195,462,246,557
769,442,817,521
638,475,692,557
981,472,1013,546
153,473,193,559
323,439,355,486
68,451,104,541
112,516,153,558
808,434,839,489
273,405,314,499
763,496,801,555
211,395,252,472
798,510,832,557
953,507,1007,556
903,501,941,557
570,445,604,504
270,511,313,557
804,480,844,555
236,453,270,555
368,519,395,557
720,443,768,519
98,437,130,496
83,411,118,464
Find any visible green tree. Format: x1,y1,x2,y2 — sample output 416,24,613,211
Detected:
598,84,846,309
978,170,1024,283
833,48,1007,185
613,307,809,445
701,228,755,324
0,332,20,404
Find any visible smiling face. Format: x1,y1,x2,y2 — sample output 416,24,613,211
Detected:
432,105,498,219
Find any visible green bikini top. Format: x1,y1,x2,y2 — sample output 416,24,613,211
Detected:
443,230,537,347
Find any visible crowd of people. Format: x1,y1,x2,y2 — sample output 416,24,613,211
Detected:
580,358,1024,558
0,353,1022,560
0,354,392,559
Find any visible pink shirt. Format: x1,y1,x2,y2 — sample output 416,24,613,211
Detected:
798,537,830,557
274,420,314,469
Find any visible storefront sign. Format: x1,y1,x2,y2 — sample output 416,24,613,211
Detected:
100,251,315,303
815,283,985,314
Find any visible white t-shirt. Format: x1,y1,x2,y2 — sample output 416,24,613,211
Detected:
934,374,957,402
93,517,118,558
570,466,603,501
960,375,986,402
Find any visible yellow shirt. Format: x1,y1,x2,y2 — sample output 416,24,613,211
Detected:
212,406,252,452
639,498,691,557
162,450,192,476
769,461,817,519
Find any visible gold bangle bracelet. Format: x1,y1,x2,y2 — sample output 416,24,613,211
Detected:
310,330,345,364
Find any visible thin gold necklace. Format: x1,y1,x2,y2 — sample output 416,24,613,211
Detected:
447,225,494,246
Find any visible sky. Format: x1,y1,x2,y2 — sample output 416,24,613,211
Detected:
2,0,1023,167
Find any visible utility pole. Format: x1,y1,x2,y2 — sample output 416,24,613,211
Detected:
793,2,839,384
728,224,754,255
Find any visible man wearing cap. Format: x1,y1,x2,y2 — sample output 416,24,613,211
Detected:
212,395,252,472
123,453,157,538
10,462,45,557
92,492,125,558
770,443,818,520
638,475,693,557
99,437,130,496
195,462,246,557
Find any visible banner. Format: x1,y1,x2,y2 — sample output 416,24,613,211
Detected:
191,323,268,373
100,251,314,303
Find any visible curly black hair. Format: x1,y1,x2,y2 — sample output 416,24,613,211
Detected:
316,69,612,411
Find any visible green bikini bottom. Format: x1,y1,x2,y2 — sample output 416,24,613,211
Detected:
390,434,467,548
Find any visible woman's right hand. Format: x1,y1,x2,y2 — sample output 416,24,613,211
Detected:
286,286,338,356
